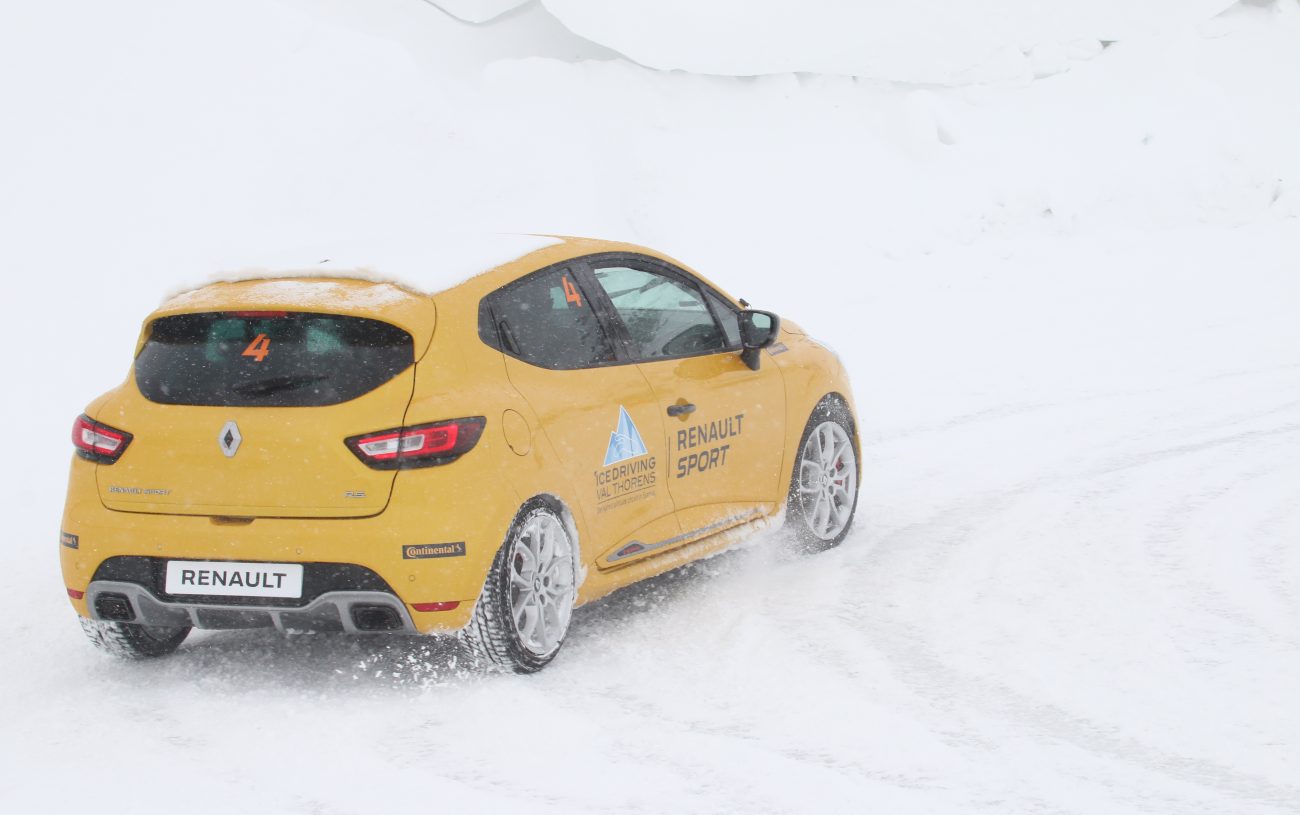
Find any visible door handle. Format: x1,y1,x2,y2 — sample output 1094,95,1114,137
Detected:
667,403,696,417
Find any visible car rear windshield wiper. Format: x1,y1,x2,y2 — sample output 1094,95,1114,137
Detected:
605,278,670,300
231,374,329,396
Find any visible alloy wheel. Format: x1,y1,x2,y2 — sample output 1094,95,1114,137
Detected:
507,511,576,656
797,420,857,540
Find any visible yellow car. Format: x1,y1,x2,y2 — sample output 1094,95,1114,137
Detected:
61,236,860,672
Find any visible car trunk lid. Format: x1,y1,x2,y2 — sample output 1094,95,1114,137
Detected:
94,278,435,518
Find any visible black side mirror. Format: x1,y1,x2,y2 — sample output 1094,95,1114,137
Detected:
738,309,780,370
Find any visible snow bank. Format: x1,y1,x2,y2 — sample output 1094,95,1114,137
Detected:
1,1,1298,813
425,0,531,25
278,0,614,78
541,0,1239,83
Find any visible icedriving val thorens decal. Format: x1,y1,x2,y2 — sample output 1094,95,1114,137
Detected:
594,406,657,513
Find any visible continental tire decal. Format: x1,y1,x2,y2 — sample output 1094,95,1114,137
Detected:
403,542,466,560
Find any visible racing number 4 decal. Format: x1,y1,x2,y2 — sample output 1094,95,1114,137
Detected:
561,275,582,308
242,333,271,362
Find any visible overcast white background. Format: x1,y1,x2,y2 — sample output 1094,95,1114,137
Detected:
1,2,1298,812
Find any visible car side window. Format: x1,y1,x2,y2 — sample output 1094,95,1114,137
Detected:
592,265,728,360
484,267,616,370
705,291,741,349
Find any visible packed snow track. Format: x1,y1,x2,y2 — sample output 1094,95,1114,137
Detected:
1,1,1297,812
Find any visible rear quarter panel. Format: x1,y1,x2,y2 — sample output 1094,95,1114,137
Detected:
420,282,602,606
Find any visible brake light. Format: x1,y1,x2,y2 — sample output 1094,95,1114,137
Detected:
72,414,133,464
346,417,486,470
225,311,288,318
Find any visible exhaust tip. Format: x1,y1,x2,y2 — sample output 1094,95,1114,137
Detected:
350,604,402,632
94,593,135,622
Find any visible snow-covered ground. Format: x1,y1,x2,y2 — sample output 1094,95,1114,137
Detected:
537,0,1241,82
1,1,1297,812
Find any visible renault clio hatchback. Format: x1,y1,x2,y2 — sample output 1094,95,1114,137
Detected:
61,236,859,672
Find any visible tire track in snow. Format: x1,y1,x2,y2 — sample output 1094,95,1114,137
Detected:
845,390,1300,812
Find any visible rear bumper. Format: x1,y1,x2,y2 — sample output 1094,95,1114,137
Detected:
58,455,521,634
87,580,419,634
85,556,419,633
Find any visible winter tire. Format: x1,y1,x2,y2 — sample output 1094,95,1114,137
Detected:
79,617,190,659
786,397,860,553
461,498,578,673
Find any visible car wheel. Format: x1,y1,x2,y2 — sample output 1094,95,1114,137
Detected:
79,617,190,658
462,498,578,673
786,398,860,553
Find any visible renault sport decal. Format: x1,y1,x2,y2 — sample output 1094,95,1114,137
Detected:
603,406,649,466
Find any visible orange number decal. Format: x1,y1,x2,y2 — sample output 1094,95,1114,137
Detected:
561,275,582,308
242,333,271,362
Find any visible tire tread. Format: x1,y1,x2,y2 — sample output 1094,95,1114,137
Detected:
460,499,572,674
79,617,189,659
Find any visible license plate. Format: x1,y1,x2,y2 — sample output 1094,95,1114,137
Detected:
165,561,304,598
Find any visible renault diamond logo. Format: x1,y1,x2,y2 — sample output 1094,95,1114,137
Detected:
218,421,242,458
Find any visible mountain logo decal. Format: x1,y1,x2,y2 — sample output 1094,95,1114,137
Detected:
603,406,648,466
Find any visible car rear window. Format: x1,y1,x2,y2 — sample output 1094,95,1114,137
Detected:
135,312,414,407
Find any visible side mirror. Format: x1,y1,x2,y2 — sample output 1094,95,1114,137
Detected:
738,309,780,371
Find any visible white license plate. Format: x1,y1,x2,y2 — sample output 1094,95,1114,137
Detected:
165,561,304,598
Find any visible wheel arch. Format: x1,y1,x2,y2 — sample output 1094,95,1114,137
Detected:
815,391,857,435
780,389,862,508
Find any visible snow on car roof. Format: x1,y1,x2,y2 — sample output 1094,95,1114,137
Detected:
163,232,564,305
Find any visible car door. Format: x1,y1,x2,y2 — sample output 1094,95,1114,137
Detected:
582,255,788,543
481,261,681,565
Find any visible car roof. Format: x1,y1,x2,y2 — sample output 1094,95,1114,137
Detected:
140,235,732,356
159,234,695,306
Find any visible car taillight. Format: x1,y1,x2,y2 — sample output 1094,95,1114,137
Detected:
412,601,460,612
346,417,486,470
71,414,133,464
